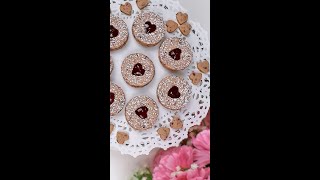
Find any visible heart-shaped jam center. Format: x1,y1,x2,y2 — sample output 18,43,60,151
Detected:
110,92,115,105
168,86,181,98
145,21,156,34
132,63,145,76
135,106,148,119
110,25,119,38
169,48,182,60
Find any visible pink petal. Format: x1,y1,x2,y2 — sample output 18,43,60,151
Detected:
152,146,195,179
192,130,210,151
194,149,210,167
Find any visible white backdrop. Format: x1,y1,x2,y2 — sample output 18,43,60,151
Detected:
110,0,210,179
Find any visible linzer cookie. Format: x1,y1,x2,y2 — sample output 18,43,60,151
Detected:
110,15,129,50
157,75,192,110
159,37,193,71
110,56,114,75
121,53,155,87
132,12,165,47
110,82,126,116
125,96,159,131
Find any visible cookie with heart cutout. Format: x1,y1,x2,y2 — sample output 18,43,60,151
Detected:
110,15,129,51
110,56,113,75
157,75,192,110
121,53,155,87
159,37,193,71
132,12,165,47
110,82,126,116
125,96,159,131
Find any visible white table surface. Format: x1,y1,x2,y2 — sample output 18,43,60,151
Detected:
110,0,210,179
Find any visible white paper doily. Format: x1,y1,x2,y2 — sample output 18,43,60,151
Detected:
110,0,210,157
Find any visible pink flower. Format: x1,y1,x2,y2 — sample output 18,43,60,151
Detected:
192,130,210,167
152,146,195,180
175,167,210,180
189,125,207,137
152,146,210,179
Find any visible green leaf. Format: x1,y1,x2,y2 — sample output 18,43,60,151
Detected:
131,168,153,180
